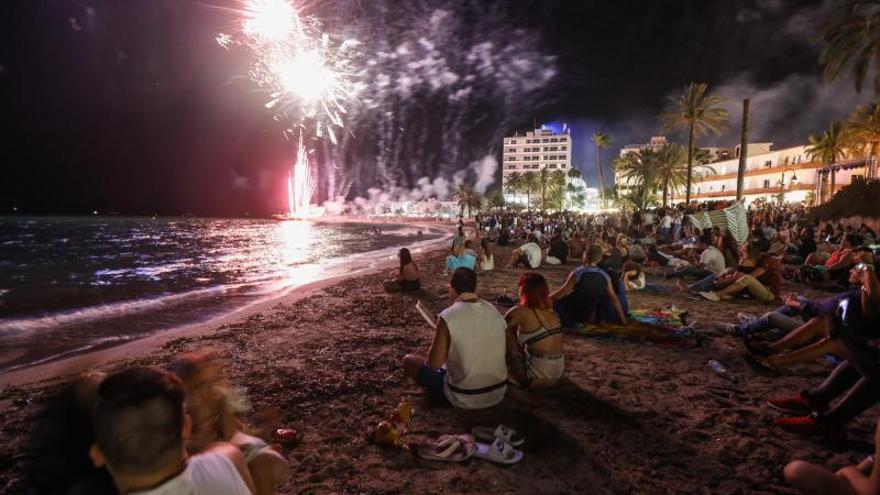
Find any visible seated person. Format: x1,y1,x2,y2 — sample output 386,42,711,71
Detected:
384,248,421,292
622,260,674,295
769,265,880,431
784,227,816,265
90,367,256,495
627,240,646,263
171,352,288,495
697,239,781,302
478,238,495,271
665,232,725,280
802,234,859,283
446,236,476,273
402,268,508,409
507,234,543,269
784,417,880,495
547,232,568,264
504,273,565,387
569,232,586,261
551,244,627,327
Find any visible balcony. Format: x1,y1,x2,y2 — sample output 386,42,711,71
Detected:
694,161,821,183
690,183,814,199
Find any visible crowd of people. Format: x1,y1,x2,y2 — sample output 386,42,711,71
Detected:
398,201,880,494
25,200,880,494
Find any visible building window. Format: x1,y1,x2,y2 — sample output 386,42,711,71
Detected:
549,164,557,169
542,139,549,143
764,160,772,167
697,188,701,194
561,146,567,151
507,156,515,161
784,157,789,165
763,179,770,188
854,174,865,180
506,148,515,153
721,185,725,191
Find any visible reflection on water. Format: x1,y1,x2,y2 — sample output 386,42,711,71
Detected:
0,216,446,372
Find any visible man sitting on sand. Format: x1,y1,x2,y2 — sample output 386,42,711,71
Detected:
403,267,508,409
90,367,256,495
506,234,543,269
551,244,627,327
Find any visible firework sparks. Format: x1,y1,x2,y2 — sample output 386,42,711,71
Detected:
220,0,356,144
220,0,358,215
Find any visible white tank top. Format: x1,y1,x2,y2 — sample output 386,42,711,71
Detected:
440,297,508,409
130,451,251,495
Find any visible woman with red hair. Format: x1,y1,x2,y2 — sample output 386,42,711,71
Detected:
504,272,565,387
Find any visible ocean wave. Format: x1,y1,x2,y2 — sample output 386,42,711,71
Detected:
0,285,238,335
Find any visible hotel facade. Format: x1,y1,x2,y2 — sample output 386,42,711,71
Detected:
616,136,870,206
502,126,573,206
684,143,865,205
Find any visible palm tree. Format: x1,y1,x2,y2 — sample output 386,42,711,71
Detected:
467,193,483,216
452,182,476,218
537,169,551,210
592,132,612,208
806,121,850,165
661,82,729,204
550,169,567,210
522,171,538,210
819,1,880,94
485,189,505,209
845,103,880,177
567,168,583,180
613,151,655,191
652,144,689,207
504,172,523,207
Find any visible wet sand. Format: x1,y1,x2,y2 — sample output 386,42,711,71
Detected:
1,245,876,494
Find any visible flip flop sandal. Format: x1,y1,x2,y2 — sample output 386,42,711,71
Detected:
272,428,299,446
474,438,524,465
471,424,524,447
417,434,475,462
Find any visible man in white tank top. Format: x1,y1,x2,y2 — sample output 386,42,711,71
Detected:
403,267,508,409
90,367,255,495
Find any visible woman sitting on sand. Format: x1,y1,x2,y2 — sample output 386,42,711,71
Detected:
446,236,477,273
384,248,421,292
504,273,565,387
170,351,289,495
478,238,495,272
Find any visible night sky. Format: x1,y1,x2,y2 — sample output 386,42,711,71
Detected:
1,0,868,216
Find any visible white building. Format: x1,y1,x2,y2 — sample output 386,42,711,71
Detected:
684,143,865,205
502,126,573,206
615,136,732,195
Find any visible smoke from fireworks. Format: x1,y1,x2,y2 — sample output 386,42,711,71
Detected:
220,0,559,213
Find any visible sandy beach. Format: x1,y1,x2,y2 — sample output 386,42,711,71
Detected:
1,244,876,494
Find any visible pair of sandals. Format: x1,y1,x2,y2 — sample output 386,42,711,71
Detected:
417,424,524,464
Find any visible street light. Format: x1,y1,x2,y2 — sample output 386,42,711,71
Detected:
777,168,798,205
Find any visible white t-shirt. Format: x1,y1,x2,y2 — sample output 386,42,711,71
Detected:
520,242,542,268
440,298,508,409
661,215,673,228
699,245,726,275
130,451,251,495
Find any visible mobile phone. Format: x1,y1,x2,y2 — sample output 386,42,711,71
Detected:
856,262,868,271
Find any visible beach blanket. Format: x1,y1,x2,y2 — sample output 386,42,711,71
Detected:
688,202,748,247
566,307,701,348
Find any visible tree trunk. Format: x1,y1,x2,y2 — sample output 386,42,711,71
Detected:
662,181,668,207
736,98,750,202
596,144,606,209
830,168,837,198
686,124,695,204
871,141,880,178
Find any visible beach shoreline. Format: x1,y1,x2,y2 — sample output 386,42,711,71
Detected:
0,219,455,388
2,243,877,493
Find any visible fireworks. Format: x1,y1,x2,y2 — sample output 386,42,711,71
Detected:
220,0,359,215
221,0,356,143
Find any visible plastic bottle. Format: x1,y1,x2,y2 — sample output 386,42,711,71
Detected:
707,359,736,382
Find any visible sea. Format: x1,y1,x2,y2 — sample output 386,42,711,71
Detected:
0,216,448,373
